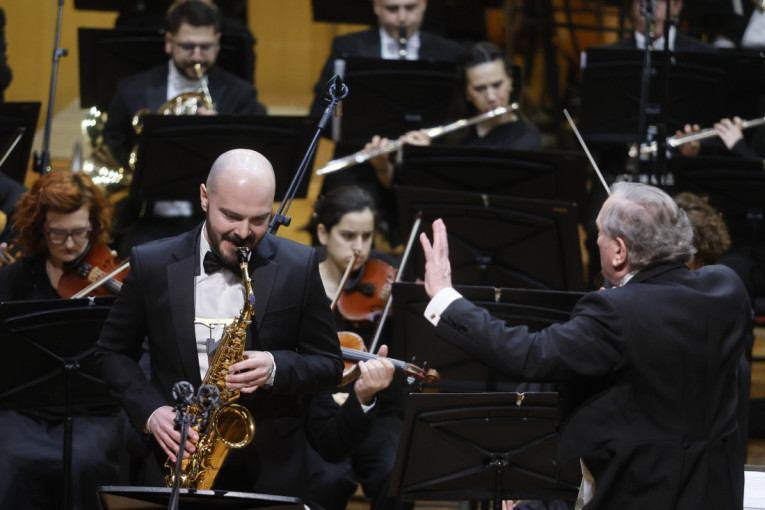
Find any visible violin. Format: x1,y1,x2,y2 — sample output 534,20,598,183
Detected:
338,330,439,387
336,259,397,323
0,241,21,268
57,243,129,298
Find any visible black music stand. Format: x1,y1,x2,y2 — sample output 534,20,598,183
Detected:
390,282,583,393
579,48,763,146
97,486,304,510
78,28,252,110
330,57,457,142
388,392,581,506
130,114,316,209
0,101,41,183
396,186,585,291
0,297,119,510
398,145,590,221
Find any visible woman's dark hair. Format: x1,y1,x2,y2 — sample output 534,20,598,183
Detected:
443,41,514,145
307,186,377,245
674,191,731,266
454,41,513,118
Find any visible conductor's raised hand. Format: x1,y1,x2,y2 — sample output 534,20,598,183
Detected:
149,405,199,463
419,218,452,299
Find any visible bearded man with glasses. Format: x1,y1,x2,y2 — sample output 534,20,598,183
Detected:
103,0,265,169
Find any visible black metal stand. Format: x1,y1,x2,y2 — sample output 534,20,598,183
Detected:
98,486,304,510
33,0,68,175
388,392,581,506
0,297,119,510
268,75,347,235
167,382,220,510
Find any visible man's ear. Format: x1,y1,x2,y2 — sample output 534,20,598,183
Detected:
164,31,173,56
317,224,329,246
200,183,209,213
613,237,628,267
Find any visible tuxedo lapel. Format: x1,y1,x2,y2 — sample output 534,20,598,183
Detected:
167,226,203,387
147,64,170,111
249,234,278,339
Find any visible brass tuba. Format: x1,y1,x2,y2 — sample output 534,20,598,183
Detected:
165,247,256,489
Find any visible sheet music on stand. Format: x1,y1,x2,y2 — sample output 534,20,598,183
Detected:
746,465,765,510
97,486,304,510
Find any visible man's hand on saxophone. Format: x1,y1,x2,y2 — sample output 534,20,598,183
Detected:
148,405,199,463
225,350,275,393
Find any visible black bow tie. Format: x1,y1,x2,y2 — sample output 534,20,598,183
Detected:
203,250,241,276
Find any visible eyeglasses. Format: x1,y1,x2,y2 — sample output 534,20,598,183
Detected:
44,226,92,244
174,42,217,52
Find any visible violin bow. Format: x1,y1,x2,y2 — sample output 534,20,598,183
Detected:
70,259,130,299
563,108,611,197
368,211,422,353
329,249,360,313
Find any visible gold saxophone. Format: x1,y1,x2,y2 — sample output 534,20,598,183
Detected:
165,247,257,489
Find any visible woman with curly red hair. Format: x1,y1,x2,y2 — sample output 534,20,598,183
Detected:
0,170,112,300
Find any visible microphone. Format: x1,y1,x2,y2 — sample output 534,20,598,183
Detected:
196,384,221,434
171,381,195,428
329,74,348,118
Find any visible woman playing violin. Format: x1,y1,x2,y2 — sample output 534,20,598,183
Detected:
0,170,112,301
0,170,121,510
306,185,406,510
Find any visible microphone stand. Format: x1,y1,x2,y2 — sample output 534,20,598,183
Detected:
634,0,656,183
33,0,68,175
166,382,220,510
657,0,675,186
268,75,348,235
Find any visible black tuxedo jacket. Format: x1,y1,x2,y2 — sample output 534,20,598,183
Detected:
103,63,265,161
96,224,342,498
309,28,462,117
435,262,750,509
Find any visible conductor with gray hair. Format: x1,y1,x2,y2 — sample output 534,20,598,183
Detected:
419,182,750,509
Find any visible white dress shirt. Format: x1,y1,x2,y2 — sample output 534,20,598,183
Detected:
379,27,421,60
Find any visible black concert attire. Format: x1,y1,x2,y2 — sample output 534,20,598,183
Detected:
0,7,11,101
305,250,407,510
95,225,343,500
0,254,122,510
460,118,542,150
426,262,751,509
103,63,265,167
